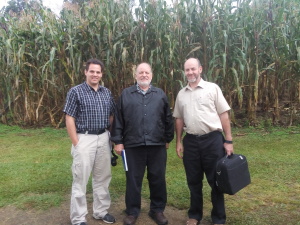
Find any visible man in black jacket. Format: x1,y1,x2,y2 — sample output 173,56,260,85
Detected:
111,62,174,225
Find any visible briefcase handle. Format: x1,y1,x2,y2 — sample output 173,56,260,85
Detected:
222,154,245,163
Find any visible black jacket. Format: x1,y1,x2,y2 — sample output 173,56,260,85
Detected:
111,85,174,148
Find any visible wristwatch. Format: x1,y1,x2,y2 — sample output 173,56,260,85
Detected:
224,140,233,144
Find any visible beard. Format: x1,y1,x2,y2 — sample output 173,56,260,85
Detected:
187,74,200,83
137,80,151,87
187,78,197,83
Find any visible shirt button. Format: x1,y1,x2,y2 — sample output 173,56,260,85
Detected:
144,114,146,116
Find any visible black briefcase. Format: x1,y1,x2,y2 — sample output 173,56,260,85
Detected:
216,154,251,195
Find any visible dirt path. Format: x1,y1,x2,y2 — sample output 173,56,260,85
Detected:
0,195,211,225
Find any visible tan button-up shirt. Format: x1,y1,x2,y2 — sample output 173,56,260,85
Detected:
173,78,230,135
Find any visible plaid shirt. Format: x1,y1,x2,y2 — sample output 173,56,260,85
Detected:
136,83,152,95
63,82,116,132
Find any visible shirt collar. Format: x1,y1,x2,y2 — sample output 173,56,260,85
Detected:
84,82,103,92
185,78,206,91
136,83,152,95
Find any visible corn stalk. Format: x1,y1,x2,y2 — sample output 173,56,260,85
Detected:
0,0,299,127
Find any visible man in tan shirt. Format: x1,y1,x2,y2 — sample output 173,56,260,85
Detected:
173,58,234,225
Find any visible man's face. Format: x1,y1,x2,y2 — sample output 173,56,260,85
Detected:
184,59,202,83
135,63,153,87
85,64,102,87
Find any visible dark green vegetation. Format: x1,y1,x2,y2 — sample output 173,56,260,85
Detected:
0,124,299,224
0,0,299,127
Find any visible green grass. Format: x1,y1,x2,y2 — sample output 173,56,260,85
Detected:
0,124,299,224
0,125,72,208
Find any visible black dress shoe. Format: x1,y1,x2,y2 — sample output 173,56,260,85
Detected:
123,215,137,225
148,211,168,225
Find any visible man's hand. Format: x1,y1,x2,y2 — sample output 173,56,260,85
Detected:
114,144,124,155
224,143,234,156
176,142,184,159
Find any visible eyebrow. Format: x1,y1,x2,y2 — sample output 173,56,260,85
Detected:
89,70,101,73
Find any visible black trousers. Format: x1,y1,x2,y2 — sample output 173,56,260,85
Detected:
183,131,226,224
124,145,167,217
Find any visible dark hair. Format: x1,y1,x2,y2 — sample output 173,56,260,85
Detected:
85,59,104,71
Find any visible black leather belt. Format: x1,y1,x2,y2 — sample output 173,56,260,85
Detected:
186,130,221,139
77,129,106,135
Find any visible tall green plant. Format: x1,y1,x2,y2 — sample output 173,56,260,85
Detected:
0,0,299,127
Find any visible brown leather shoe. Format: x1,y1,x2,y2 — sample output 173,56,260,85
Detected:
148,211,168,225
123,215,137,225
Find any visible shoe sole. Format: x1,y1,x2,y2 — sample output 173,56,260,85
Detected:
102,220,115,224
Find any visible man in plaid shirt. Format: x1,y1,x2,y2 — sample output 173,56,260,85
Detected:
63,59,116,225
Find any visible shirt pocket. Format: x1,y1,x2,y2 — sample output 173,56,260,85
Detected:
196,93,214,111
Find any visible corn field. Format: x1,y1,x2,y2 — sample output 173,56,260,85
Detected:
0,0,299,127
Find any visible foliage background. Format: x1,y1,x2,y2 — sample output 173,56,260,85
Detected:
0,0,299,127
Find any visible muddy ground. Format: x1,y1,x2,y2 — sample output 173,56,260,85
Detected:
0,195,213,225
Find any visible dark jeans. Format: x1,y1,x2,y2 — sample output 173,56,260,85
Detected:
124,145,167,217
183,131,226,224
